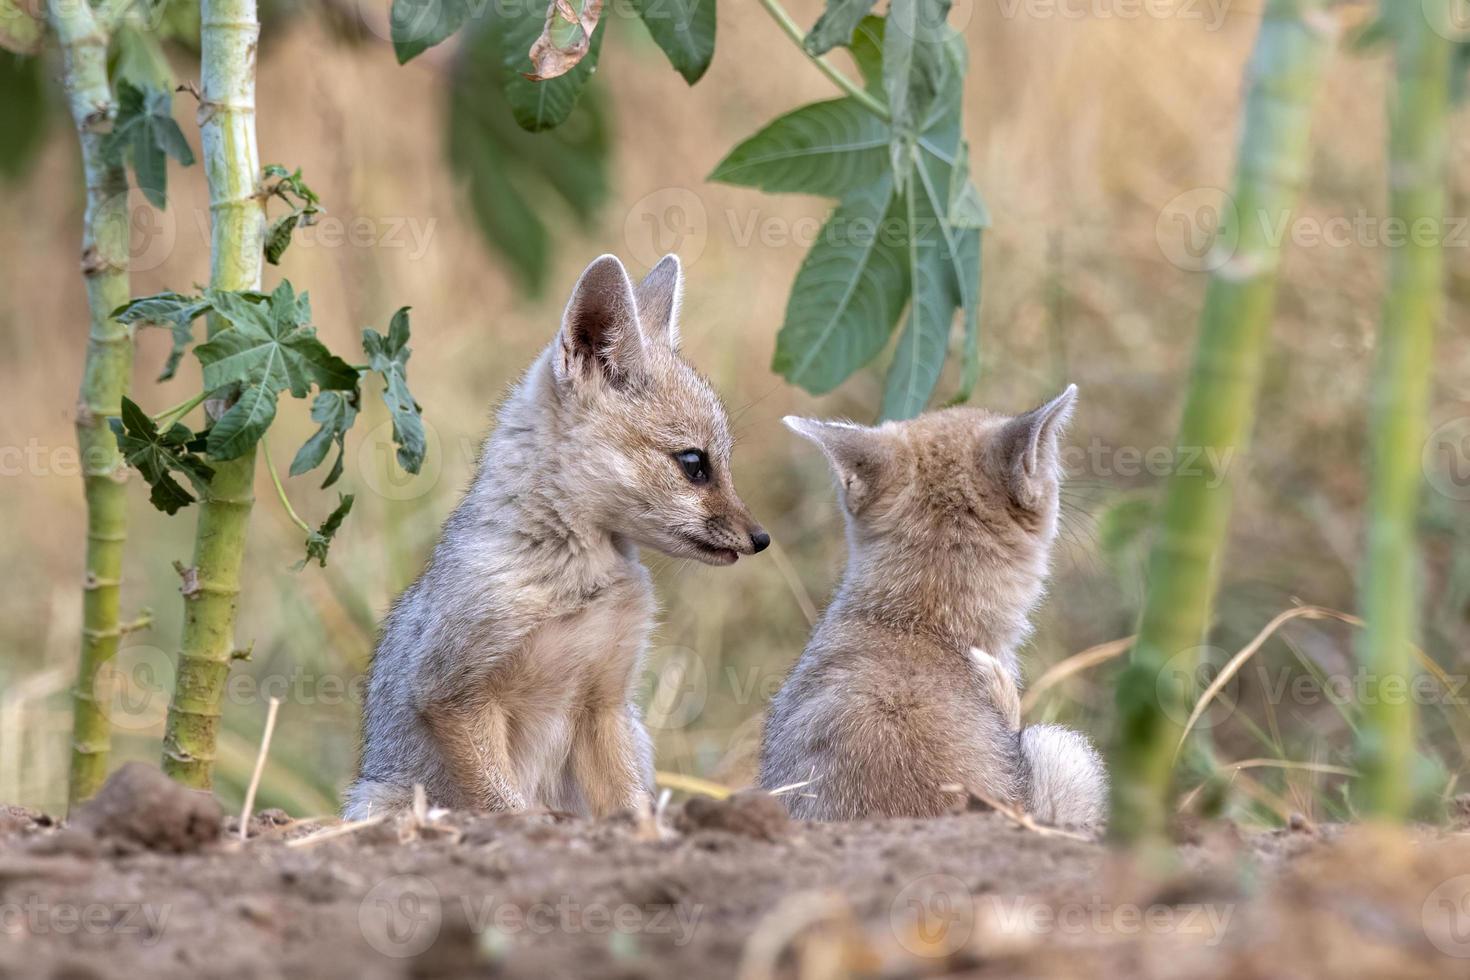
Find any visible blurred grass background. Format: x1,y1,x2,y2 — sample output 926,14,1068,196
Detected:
2,0,1468,823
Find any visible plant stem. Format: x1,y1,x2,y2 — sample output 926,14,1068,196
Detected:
47,0,135,809
1107,0,1335,844
161,0,267,789
754,0,890,120
261,435,312,535
152,390,210,428
1356,2,1451,818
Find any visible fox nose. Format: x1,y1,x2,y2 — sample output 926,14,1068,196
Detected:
750,529,771,554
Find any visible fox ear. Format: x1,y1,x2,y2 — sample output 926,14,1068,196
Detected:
556,254,644,385
634,254,682,350
991,384,1076,508
784,417,895,515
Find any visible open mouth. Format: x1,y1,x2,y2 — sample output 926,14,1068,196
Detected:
681,534,739,565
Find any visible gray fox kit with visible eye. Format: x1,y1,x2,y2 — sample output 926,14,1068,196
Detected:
345,253,769,820
758,388,1107,827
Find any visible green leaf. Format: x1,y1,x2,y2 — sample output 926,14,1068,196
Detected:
449,20,611,293
884,0,955,127
0,50,47,181
501,4,605,131
111,24,173,90
296,493,354,570
113,291,212,381
629,0,716,84
363,307,426,474
390,0,472,64
195,283,358,459
261,166,322,264
881,176,961,422
773,177,909,395
265,214,299,265
709,97,891,198
102,81,195,208
805,0,877,56
848,15,885,93
290,388,360,488
110,397,215,515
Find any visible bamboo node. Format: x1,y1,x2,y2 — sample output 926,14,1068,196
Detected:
173,561,202,599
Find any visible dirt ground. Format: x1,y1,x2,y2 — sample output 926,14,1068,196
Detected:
1,766,1469,980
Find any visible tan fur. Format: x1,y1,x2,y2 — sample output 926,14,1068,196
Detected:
345,254,766,820
758,390,1108,827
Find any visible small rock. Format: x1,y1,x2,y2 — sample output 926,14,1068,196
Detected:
675,791,791,841
69,762,222,853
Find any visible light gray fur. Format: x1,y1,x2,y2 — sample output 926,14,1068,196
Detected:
758,389,1108,828
345,254,765,820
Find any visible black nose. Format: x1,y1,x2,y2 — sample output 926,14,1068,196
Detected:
750,530,770,554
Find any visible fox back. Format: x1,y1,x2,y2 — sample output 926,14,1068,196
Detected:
758,389,1107,825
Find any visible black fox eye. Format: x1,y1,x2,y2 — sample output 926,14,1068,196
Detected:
673,449,710,485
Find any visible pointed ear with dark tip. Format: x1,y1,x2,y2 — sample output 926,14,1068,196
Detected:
784,416,895,515
634,254,682,350
991,384,1077,509
555,254,644,385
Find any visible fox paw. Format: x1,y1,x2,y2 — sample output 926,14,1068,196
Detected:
969,647,1022,732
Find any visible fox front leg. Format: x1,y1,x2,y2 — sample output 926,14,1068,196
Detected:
569,706,654,817
421,698,527,812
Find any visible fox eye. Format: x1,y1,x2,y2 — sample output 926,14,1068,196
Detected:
673,449,710,485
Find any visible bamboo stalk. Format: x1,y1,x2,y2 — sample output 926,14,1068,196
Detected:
47,0,135,808
1107,0,1336,843
161,0,266,788
1356,2,1451,818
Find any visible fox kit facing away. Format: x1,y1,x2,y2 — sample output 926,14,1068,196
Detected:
345,254,768,820
758,388,1107,827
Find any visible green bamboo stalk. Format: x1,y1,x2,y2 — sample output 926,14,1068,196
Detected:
1108,0,1335,843
47,0,137,807
1356,2,1451,818
160,0,266,788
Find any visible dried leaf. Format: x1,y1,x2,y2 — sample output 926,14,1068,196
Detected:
525,0,601,81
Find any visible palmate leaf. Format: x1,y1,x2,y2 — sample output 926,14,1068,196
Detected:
708,97,891,198
262,165,323,265
501,2,605,132
362,308,426,474
296,493,354,570
101,80,194,208
630,0,715,84
290,388,360,488
772,178,908,395
195,282,357,459
113,291,212,381
806,0,878,56
110,397,214,515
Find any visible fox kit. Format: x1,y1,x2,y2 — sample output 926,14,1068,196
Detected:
758,388,1107,827
345,254,768,820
